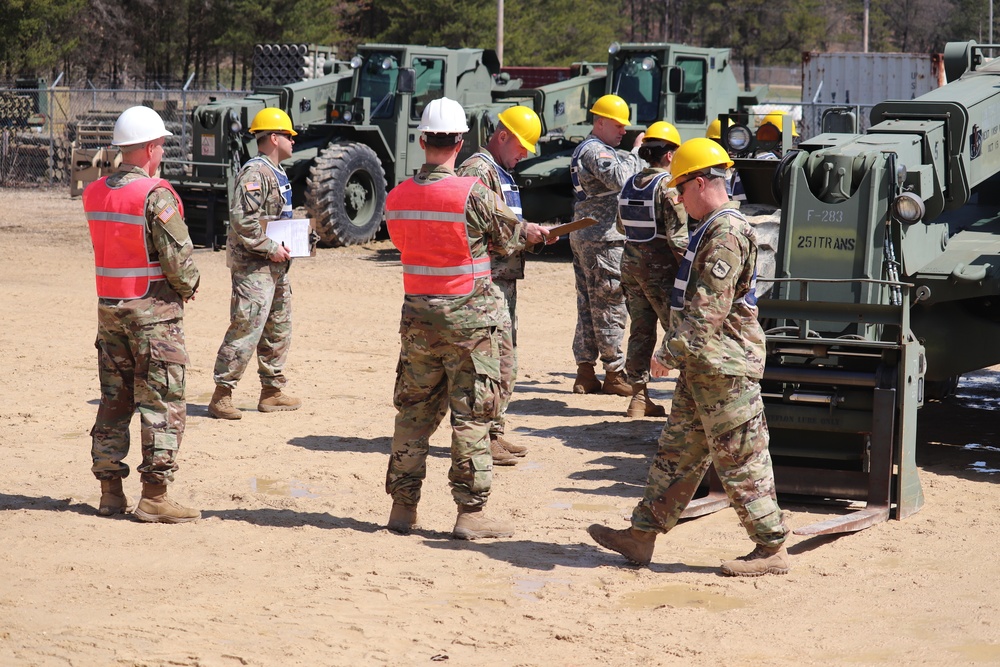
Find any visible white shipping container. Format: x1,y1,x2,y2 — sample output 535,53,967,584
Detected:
801,52,945,105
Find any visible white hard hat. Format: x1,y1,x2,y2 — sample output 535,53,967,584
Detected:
112,105,173,147
417,97,469,134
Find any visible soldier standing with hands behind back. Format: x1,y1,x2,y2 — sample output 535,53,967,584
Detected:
588,138,791,576
383,98,548,540
457,105,547,466
569,94,644,396
208,108,301,420
83,105,201,523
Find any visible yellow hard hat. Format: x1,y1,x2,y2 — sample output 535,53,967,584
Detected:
497,105,542,153
643,121,681,148
706,117,733,140
760,111,798,137
589,94,630,126
667,137,735,188
249,107,297,136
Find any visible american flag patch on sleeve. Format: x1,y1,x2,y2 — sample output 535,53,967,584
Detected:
157,205,176,223
244,181,261,192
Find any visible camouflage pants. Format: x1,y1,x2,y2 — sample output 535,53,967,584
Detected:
386,324,501,508
570,236,626,372
621,240,677,385
213,263,292,389
91,305,187,484
490,278,517,438
632,371,790,547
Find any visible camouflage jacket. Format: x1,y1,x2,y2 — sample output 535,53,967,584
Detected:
397,163,525,330
616,166,688,265
657,202,766,378
571,133,643,242
100,166,200,318
227,154,286,271
457,150,525,282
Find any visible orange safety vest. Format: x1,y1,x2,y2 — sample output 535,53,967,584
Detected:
385,175,491,296
83,176,184,299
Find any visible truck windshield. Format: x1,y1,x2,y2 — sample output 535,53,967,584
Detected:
357,51,401,119
613,53,662,124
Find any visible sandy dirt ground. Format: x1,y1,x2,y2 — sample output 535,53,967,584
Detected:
2,188,1000,666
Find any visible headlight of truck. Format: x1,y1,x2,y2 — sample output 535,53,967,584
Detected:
350,55,363,69
608,42,621,55
893,191,925,223
229,110,241,134
727,125,752,152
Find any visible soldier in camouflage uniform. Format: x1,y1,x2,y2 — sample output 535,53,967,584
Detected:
588,138,791,576
457,105,549,466
569,94,644,396
617,121,687,418
383,98,548,540
208,108,301,419
83,105,201,523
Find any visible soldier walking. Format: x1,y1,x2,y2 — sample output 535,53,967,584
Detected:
457,105,547,466
83,105,201,523
588,138,791,576
208,108,301,419
617,121,687,418
569,94,645,396
383,98,548,539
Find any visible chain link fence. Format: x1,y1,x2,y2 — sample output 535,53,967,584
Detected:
0,86,247,190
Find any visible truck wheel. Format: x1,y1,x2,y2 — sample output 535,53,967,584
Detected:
307,141,386,246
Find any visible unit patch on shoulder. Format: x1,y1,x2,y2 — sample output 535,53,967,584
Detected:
157,205,176,223
711,259,732,279
244,181,261,192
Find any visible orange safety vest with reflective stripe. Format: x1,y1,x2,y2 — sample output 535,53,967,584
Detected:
385,175,491,296
83,176,184,299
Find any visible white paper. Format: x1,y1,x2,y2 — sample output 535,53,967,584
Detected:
264,218,312,257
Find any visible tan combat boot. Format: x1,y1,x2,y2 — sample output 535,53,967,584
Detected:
133,483,201,524
490,435,518,466
98,478,128,516
587,524,657,565
258,386,302,412
626,384,667,418
572,363,602,394
387,502,419,535
494,434,528,457
720,543,790,577
208,385,241,420
452,506,514,540
602,369,632,397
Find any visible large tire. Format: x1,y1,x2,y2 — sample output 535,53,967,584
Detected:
306,141,386,246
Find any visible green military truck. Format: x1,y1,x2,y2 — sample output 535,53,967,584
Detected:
169,40,760,247
514,41,763,224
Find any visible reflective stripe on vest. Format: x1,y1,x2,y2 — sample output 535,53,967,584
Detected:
570,137,618,202
83,176,184,299
385,175,489,296
618,172,670,243
671,208,757,311
471,152,522,220
245,156,293,218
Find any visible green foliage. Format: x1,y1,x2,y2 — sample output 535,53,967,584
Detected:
0,0,992,85
376,0,496,48
0,0,85,79
504,0,628,66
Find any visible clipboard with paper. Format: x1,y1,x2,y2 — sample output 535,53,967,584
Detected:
263,218,314,257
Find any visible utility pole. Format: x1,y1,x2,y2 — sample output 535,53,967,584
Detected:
863,0,870,53
497,0,505,66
